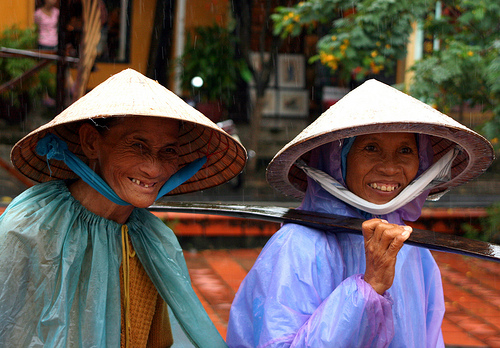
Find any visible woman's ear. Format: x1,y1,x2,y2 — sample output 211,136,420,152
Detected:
79,123,100,160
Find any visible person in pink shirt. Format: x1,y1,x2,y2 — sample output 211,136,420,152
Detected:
34,0,59,51
34,0,59,106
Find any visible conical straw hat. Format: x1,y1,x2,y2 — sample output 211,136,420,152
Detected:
11,68,247,195
267,79,494,200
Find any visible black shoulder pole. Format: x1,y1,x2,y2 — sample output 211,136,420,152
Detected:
149,202,500,263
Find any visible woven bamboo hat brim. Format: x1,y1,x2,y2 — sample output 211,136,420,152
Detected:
267,79,494,200
11,69,247,195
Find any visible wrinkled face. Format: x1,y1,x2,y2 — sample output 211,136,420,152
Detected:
345,133,419,204
92,117,180,208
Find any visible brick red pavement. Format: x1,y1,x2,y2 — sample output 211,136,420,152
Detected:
185,249,500,347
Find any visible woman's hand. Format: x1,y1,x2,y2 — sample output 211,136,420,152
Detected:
362,219,412,295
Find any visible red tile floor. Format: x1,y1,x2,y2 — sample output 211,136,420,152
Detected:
184,248,500,347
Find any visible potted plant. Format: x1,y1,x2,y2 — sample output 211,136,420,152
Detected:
179,24,249,122
0,25,55,125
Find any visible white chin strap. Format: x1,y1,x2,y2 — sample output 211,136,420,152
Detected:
295,147,460,215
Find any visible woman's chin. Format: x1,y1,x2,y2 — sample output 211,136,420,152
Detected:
130,199,156,209
366,191,399,205
119,194,157,209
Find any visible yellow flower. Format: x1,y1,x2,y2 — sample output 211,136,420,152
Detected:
467,51,474,56
298,2,305,6
331,35,337,41
340,44,348,52
369,61,383,74
320,52,336,64
376,41,381,47
385,44,391,49
343,39,349,45
492,137,498,145
293,14,300,22
328,61,338,70
371,51,378,58
286,24,294,33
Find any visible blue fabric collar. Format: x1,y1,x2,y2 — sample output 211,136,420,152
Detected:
36,133,206,205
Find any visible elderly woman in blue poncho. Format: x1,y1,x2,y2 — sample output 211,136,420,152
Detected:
226,80,494,347
0,69,246,347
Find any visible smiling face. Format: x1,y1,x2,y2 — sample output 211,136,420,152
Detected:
83,117,180,208
345,133,419,204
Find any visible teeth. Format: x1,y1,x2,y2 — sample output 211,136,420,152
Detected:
131,178,153,188
370,183,398,192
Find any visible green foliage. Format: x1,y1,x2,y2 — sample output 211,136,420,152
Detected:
462,203,500,243
0,25,55,107
272,0,429,82
179,24,250,104
409,0,500,150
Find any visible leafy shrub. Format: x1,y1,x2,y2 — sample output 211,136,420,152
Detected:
0,26,55,110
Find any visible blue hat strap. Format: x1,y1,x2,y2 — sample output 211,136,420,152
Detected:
36,133,206,206
156,156,207,198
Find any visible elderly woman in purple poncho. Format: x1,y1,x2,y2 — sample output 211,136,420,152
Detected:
226,80,494,347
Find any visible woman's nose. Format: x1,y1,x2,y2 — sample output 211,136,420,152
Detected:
376,154,402,175
139,156,163,177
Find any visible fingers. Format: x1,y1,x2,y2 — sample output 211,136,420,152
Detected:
362,219,412,253
386,225,412,256
362,219,413,294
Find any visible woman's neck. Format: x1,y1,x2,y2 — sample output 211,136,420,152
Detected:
69,179,135,224
42,4,54,15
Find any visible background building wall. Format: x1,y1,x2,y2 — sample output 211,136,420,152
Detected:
0,0,35,29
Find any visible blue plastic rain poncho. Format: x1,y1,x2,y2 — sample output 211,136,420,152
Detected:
227,135,445,347
0,180,226,347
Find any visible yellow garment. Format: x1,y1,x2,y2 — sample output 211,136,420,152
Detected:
120,226,173,348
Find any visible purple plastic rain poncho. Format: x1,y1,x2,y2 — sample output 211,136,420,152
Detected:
227,135,445,348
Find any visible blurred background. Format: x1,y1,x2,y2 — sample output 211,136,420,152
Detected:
0,1,499,346
1,0,498,238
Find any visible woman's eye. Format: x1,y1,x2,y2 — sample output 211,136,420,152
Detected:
163,146,178,155
364,145,377,152
400,147,414,154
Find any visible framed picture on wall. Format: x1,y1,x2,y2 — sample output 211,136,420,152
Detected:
277,54,305,88
250,88,277,116
249,52,276,87
277,90,309,117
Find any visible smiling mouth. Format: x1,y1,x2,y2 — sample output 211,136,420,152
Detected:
130,178,157,188
369,183,400,192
